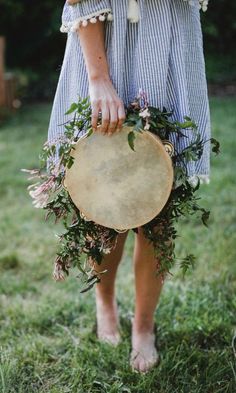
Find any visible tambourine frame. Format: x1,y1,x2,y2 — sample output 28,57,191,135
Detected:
63,126,174,231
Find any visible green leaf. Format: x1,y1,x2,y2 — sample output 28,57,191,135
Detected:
184,116,192,121
81,97,89,104
85,127,93,138
126,114,139,122
67,156,75,169
80,275,101,293
180,254,196,276
201,209,210,227
86,274,99,284
176,120,195,129
127,131,136,151
80,282,97,293
65,103,78,115
210,137,221,155
134,118,143,131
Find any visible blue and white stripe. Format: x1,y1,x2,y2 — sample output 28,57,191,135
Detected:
47,0,211,183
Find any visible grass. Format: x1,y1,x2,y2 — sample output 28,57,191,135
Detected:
0,97,235,392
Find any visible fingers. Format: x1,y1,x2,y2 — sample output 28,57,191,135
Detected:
91,100,100,132
107,101,118,135
100,103,110,134
91,99,126,135
117,103,126,131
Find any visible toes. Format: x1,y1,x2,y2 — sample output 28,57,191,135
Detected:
130,350,159,373
131,358,158,373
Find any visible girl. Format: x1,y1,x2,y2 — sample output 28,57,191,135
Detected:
47,0,210,373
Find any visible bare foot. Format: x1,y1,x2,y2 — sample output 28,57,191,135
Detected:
95,294,121,346
130,322,159,373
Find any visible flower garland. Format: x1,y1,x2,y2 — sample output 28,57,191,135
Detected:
22,91,219,293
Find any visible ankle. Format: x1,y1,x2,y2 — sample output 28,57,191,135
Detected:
96,295,118,316
132,317,155,334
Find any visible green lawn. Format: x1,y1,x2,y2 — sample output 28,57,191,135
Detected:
0,98,235,393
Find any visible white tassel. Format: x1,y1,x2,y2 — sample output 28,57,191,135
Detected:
127,0,140,23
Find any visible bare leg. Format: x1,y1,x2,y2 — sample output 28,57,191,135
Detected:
91,230,129,345
130,227,164,372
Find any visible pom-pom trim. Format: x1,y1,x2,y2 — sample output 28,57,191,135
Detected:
60,8,113,33
184,0,209,12
187,174,210,186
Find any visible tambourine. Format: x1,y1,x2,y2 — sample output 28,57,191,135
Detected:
64,125,174,230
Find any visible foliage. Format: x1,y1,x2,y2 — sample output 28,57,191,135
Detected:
202,0,236,55
22,92,220,292
0,0,66,101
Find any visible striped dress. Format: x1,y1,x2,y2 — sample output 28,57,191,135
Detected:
47,0,211,183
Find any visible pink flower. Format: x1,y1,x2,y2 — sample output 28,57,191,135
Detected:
52,260,66,281
144,123,151,130
139,108,151,119
21,168,43,181
103,248,112,254
28,175,59,208
137,89,149,108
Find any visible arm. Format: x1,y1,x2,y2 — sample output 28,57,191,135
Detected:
77,19,109,82
77,21,126,134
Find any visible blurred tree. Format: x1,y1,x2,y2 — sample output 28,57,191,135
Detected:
201,0,236,84
202,0,236,54
0,0,66,100
0,0,65,67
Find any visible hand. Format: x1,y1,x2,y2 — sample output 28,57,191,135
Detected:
89,76,126,135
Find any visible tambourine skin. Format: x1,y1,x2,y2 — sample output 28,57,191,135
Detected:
64,125,174,230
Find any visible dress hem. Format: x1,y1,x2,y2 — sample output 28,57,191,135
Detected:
187,174,210,186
